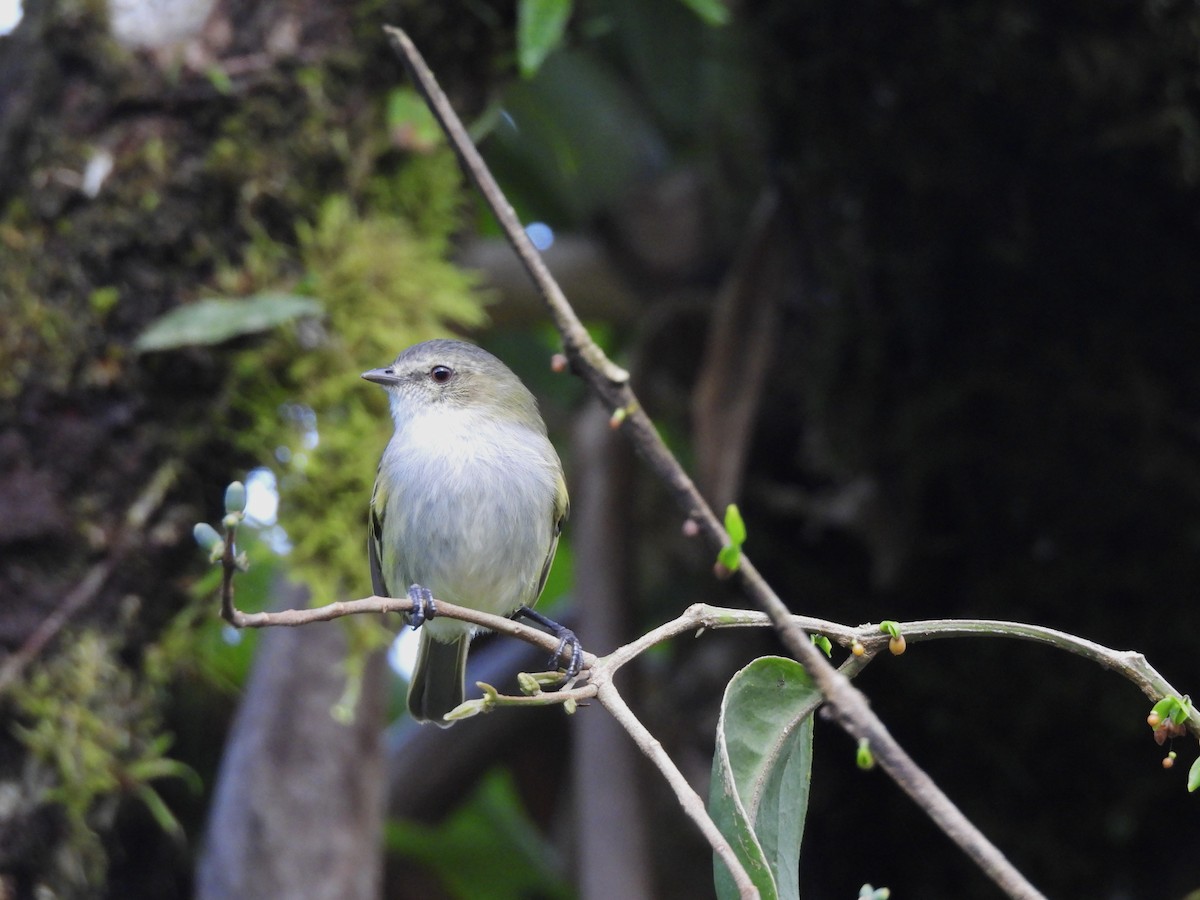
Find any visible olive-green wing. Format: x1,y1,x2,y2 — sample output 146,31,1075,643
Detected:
534,470,570,601
368,473,389,598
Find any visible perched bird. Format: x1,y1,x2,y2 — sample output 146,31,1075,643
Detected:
363,339,577,726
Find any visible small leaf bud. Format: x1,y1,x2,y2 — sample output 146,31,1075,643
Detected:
517,672,542,696
856,738,875,770
193,523,222,552
224,481,247,515
444,699,488,721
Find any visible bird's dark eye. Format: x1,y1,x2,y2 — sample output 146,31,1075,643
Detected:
430,365,453,384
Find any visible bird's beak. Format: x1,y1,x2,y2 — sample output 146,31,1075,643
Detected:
362,367,400,386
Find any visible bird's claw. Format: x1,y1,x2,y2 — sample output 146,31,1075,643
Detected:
550,628,584,681
406,584,436,629
514,606,584,686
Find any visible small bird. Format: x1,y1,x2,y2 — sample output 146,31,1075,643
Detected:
363,339,578,726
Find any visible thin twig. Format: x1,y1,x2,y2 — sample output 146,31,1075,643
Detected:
594,680,758,900
382,24,1049,900
219,590,1197,731
220,564,598,669
632,606,1195,736
217,585,1196,730
383,26,627,387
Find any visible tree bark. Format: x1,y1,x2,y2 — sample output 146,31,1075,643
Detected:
196,582,387,900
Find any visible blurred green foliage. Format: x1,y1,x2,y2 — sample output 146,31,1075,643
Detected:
1,11,499,889
9,624,200,890
386,768,572,899
227,180,490,603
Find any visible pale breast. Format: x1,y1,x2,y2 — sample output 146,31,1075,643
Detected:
377,410,559,629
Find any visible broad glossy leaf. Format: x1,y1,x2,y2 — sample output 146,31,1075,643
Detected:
517,0,573,78
710,656,818,900
134,294,322,352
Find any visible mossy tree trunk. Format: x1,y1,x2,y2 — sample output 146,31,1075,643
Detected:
0,2,500,896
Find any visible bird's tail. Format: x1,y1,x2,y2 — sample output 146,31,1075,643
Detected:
408,632,468,727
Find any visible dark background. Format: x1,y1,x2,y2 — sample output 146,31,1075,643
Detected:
2,0,1198,897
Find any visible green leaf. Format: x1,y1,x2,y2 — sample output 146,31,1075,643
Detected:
856,738,875,770
710,656,817,900
1151,695,1193,725
386,87,443,151
878,620,901,639
133,784,186,841
517,0,574,78
205,65,234,95
677,0,730,26
724,503,747,547
1189,756,1200,793
811,634,832,657
126,756,203,794
89,286,120,314
1172,695,1194,725
718,543,742,572
134,294,323,352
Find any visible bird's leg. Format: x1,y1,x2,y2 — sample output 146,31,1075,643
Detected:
406,584,436,629
513,606,584,680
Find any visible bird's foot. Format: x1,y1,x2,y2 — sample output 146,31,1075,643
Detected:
406,584,437,629
514,606,584,682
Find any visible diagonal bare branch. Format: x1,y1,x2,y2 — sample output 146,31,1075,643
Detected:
381,24,1053,900
379,23,1056,900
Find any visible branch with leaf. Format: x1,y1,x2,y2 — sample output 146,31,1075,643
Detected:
193,26,1198,900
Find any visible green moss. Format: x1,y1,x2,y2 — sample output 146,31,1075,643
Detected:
89,286,120,316
227,175,491,603
9,627,198,890
0,216,78,400
0,5,504,891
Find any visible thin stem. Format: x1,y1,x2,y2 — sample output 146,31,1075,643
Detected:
218,579,1199,742
594,680,759,900
625,605,1194,737
382,26,627,386
217,545,597,667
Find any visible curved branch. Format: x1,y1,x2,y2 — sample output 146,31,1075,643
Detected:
603,605,1199,742
216,556,1194,900
222,570,1195,747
